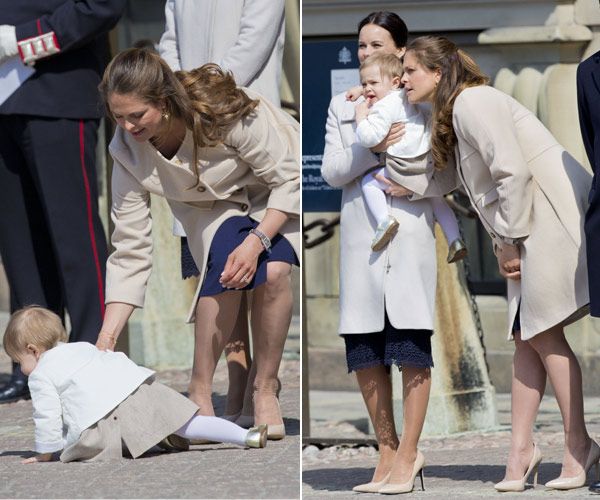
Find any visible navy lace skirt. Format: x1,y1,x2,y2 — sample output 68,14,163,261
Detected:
342,314,433,373
181,237,199,279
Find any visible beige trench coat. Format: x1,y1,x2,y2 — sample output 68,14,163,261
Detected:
105,94,300,322
452,86,591,340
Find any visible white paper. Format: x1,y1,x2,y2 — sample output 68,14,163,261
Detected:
330,68,359,98
0,57,35,106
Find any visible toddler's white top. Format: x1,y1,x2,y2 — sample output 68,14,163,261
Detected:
28,342,154,453
355,89,431,158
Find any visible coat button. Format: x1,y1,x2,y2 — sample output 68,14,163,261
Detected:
197,185,206,192
241,204,248,211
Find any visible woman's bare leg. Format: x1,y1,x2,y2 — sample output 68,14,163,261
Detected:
502,331,546,481
387,366,431,484
223,293,252,417
528,325,590,478
355,365,399,482
249,261,293,427
189,291,242,415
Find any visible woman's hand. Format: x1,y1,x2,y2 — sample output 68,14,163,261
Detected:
496,242,521,280
370,122,405,153
96,330,117,351
345,85,364,102
22,453,54,464
95,303,134,351
374,174,413,197
220,235,264,289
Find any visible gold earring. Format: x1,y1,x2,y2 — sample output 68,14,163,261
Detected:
162,111,170,121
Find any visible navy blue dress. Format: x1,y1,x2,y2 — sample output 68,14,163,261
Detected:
181,216,298,295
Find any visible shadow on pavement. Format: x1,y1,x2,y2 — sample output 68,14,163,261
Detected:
284,417,300,436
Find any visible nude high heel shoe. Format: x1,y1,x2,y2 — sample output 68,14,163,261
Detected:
352,473,390,493
254,391,285,440
378,450,425,495
545,439,600,490
494,443,542,492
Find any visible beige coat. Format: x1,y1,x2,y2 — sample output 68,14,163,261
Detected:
105,94,300,322
321,92,438,334
452,86,591,340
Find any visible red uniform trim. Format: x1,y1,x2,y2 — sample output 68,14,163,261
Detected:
78,120,106,317
36,19,42,36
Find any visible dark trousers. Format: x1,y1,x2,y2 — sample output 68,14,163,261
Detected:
0,115,108,380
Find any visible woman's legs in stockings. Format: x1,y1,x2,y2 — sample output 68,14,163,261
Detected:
189,291,243,415
223,293,253,417
355,365,399,482
503,326,590,480
502,331,546,481
387,366,431,484
249,261,293,427
528,326,590,478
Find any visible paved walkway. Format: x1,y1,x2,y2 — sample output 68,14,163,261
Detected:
304,390,600,498
0,313,300,499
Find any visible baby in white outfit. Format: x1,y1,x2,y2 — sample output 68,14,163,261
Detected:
354,53,466,262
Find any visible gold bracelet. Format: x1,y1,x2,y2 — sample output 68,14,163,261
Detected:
99,330,117,345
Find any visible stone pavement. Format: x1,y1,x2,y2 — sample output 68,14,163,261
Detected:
304,390,600,498
0,313,300,499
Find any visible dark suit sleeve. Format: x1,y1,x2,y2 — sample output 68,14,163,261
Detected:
577,63,595,170
15,0,126,55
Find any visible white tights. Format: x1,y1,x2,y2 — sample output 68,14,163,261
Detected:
361,167,461,243
175,415,248,446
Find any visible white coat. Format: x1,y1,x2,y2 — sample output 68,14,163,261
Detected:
321,92,437,334
356,89,430,158
28,342,154,453
356,89,432,194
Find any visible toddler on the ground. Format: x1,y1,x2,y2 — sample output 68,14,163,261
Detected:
354,53,466,262
3,306,267,463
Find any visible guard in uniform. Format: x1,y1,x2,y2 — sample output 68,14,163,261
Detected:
0,0,126,402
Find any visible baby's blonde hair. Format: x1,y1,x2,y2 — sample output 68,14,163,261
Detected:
359,53,404,82
3,306,67,360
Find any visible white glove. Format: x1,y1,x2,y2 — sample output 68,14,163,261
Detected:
0,25,18,64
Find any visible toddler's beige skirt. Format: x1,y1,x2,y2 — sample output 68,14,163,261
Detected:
60,378,198,462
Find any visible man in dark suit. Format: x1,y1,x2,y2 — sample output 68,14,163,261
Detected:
577,49,600,495
0,0,126,402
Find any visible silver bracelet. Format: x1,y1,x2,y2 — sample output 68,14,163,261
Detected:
249,228,272,254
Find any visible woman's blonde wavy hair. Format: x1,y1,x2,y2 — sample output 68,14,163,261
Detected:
405,36,489,170
99,48,258,187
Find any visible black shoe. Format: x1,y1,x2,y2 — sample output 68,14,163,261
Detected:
0,379,30,404
591,482,600,494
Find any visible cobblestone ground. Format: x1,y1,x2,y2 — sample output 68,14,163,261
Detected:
304,391,600,499
0,319,300,499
